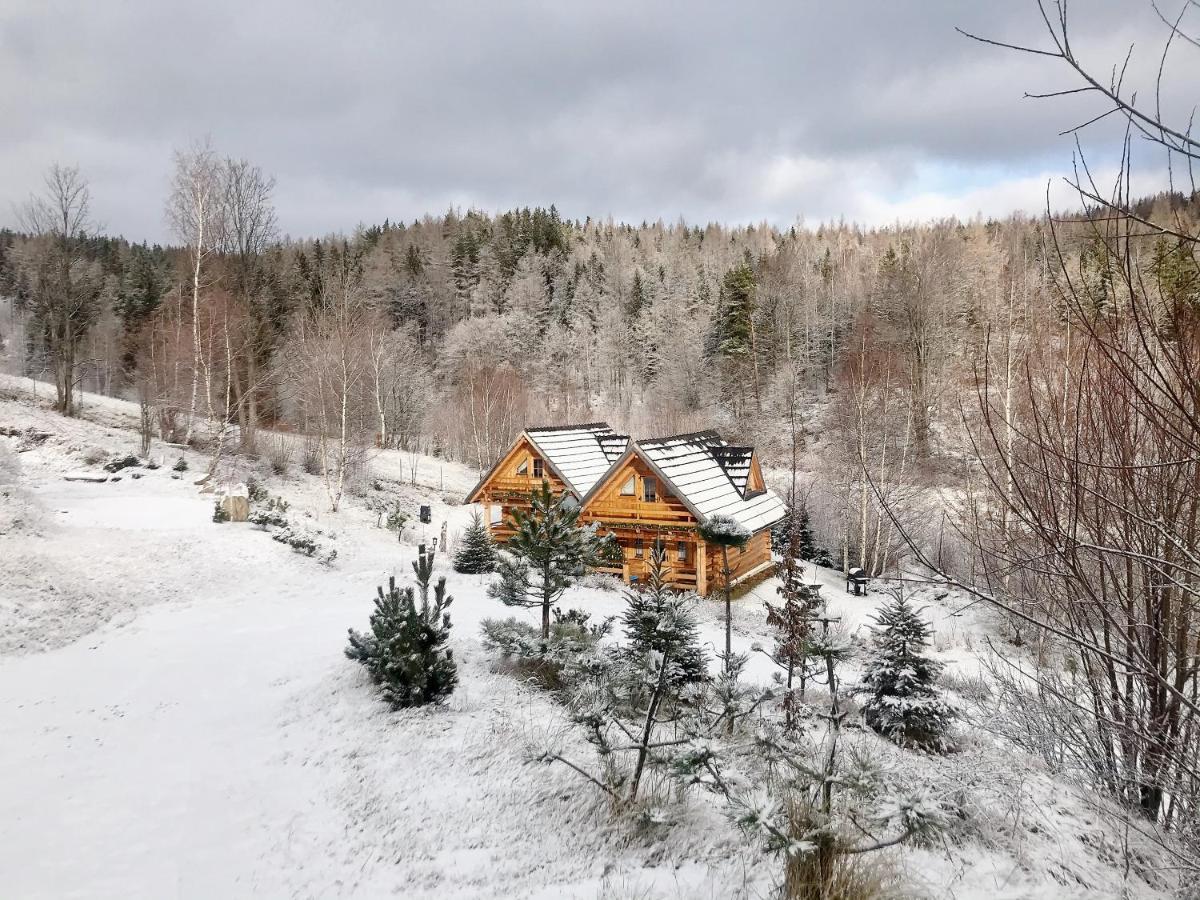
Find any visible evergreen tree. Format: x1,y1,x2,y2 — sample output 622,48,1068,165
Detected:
345,553,458,708
771,502,816,561
489,480,612,639
857,591,954,752
618,547,708,685
762,542,823,724
453,511,497,574
716,260,756,359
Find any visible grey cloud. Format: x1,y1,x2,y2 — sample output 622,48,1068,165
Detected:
0,0,1190,242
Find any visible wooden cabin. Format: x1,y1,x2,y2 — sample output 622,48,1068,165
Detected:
465,424,786,596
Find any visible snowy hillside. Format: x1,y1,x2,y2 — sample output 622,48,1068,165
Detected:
0,385,1184,899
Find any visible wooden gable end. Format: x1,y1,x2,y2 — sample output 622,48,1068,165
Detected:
746,453,766,496
580,453,695,528
470,434,569,504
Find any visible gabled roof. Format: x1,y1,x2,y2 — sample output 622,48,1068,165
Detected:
526,423,630,496
466,423,630,502
581,430,786,534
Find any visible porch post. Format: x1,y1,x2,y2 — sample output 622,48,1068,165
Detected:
696,540,708,596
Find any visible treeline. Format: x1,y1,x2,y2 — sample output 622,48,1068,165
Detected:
1,156,1197,505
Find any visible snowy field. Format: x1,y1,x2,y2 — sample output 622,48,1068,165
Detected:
0,381,1184,899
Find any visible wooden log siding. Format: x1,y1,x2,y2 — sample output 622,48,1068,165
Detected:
467,424,786,597
473,436,571,540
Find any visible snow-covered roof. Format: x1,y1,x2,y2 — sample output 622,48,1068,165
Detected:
525,423,630,497
634,431,785,533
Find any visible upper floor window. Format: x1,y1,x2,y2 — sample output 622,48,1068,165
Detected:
619,475,636,496
533,458,544,478
516,459,528,476
643,476,657,502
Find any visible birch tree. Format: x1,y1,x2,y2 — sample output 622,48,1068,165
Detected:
166,139,225,445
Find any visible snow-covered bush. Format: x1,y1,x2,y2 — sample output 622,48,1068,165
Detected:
263,434,292,476
103,454,140,473
481,616,606,692
575,572,622,592
346,572,457,708
248,495,290,530
271,525,336,565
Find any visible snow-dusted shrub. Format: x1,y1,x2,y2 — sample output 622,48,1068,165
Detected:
172,457,188,472
301,438,321,475
248,495,290,530
102,454,140,473
481,616,604,692
212,500,230,523
263,434,293,476
271,525,336,565
576,572,622,592
346,573,457,708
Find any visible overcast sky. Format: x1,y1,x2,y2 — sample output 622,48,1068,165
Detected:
1,1,1193,243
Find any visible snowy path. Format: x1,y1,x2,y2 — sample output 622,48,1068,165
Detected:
0,475,618,899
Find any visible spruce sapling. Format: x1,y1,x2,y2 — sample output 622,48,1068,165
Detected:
453,511,497,574
857,590,955,752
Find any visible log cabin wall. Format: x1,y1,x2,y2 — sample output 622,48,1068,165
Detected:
706,529,773,587
472,436,569,540
580,455,702,591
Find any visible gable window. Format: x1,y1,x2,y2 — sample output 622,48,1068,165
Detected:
619,474,636,496
676,541,687,562
533,458,544,478
516,459,529,476
643,476,657,502
634,539,644,558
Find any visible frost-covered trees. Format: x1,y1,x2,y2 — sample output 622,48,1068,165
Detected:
857,591,953,752
18,164,104,416
453,511,496,574
345,550,458,708
489,481,612,639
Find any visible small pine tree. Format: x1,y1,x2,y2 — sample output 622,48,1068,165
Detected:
454,511,497,574
857,591,954,752
618,548,708,685
346,559,458,708
489,480,612,639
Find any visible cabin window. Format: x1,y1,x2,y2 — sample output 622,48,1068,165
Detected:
619,475,636,496
516,459,529,476
533,458,544,478
643,477,657,502
489,505,503,525
634,539,644,558
677,541,687,562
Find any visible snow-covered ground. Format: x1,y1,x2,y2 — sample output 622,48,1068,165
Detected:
0,383,1184,899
